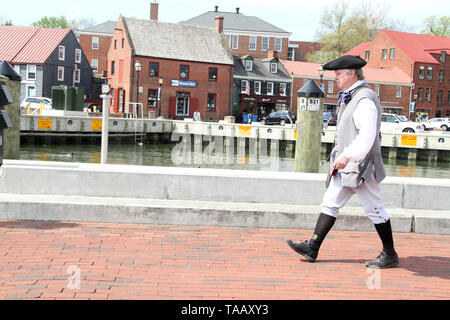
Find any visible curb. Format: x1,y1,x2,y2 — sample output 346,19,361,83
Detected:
0,194,448,235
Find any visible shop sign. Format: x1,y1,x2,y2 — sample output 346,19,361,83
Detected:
171,80,197,88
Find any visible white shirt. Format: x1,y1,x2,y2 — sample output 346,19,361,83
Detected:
340,80,378,162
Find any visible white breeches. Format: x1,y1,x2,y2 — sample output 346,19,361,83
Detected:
321,174,390,224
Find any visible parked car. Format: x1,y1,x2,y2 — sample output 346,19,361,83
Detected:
380,113,422,133
261,110,296,126
421,118,450,131
397,115,411,122
20,97,52,113
323,111,337,126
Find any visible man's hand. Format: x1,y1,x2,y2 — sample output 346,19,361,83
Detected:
332,154,350,170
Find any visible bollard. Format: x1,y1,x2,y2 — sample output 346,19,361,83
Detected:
294,80,324,172
100,84,112,164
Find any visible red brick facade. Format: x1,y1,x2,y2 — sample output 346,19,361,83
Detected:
78,33,112,77
351,31,450,119
107,18,233,120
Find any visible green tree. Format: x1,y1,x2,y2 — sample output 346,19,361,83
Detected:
0,16,13,25
307,0,412,63
32,16,71,29
421,15,449,37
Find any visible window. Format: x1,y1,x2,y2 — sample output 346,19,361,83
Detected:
232,35,239,50
180,65,189,79
267,82,274,95
245,60,253,71
91,59,98,72
427,67,433,80
419,66,425,79
114,39,117,49
149,62,159,77
261,37,269,51
426,88,431,101
382,49,387,60
207,94,216,111
208,68,217,81
241,80,249,94
147,89,157,108
440,51,446,62
58,46,65,61
375,84,380,96
27,65,36,80
448,91,450,104
274,38,282,52
254,81,261,94
57,66,64,81
327,80,334,94
270,62,278,74
364,50,370,61
389,48,395,59
396,86,402,98
437,90,443,104
280,83,287,96
75,49,81,63
439,69,444,82
288,48,294,61
92,37,99,50
249,36,257,50
122,38,124,48
418,87,423,100
111,61,115,75
226,35,231,47
74,69,80,83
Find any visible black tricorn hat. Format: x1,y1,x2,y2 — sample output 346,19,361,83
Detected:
323,55,367,70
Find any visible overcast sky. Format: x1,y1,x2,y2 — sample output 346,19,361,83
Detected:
1,0,449,41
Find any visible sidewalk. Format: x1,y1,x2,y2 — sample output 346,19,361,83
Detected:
0,219,448,300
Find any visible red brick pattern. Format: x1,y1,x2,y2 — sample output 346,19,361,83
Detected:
0,220,448,300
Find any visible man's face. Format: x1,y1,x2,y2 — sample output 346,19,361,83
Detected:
334,69,356,91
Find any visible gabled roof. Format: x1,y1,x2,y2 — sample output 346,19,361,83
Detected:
234,55,291,81
377,30,450,64
0,26,71,64
281,60,412,85
78,21,116,35
122,17,234,65
180,10,291,35
345,41,369,56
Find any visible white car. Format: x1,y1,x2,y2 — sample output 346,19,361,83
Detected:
380,113,422,133
421,118,450,131
20,97,52,114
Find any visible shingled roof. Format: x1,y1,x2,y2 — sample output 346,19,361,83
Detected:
234,56,291,81
180,10,291,35
122,17,234,65
78,21,116,35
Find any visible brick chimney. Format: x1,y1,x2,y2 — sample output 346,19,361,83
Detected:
150,1,159,21
215,16,224,33
267,50,278,58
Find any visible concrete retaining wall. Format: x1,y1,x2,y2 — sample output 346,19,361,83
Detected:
1,160,450,210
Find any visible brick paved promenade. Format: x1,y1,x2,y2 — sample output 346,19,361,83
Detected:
0,220,448,300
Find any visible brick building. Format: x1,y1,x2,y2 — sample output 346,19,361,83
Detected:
180,6,291,60
281,60,413,115
287,41,322,62
107,15,234,120
346,30,450,120
77,21,116,78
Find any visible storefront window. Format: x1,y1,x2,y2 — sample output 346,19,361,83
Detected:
207,94,216,111
148,89,157,108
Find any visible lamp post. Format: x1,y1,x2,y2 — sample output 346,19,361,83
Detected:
158,76,163,117
134,60,141,117
318,65,325,92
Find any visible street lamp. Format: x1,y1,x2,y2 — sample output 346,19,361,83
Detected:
158,76,163,117
318,65,325,92
134,60,141,117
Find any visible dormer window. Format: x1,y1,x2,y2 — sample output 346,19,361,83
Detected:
245,60,253,71
270,62,278,73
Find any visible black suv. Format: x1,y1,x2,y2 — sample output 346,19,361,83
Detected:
261,110,296,126
323,111,337,126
